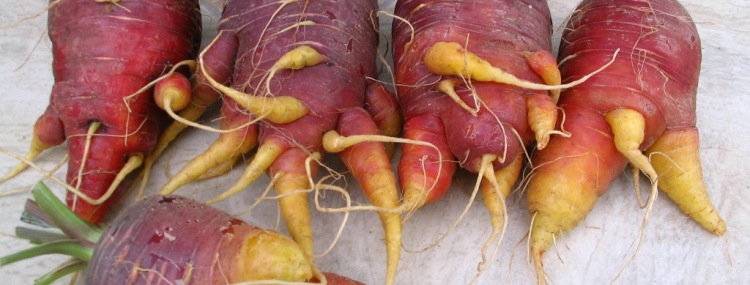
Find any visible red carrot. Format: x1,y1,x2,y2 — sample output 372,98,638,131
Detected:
525,0,726,283
1,182,365,285
1,0,202,224
391,0,563,273
155,1,403,283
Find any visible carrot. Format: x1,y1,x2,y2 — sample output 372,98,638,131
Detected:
0,0,202,224
155,0,403,282
525,0,726,283
391,0,564,273
0,182,369,284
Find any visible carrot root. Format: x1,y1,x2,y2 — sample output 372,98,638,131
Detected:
363,83,402,157
480,152,522,251
647,128,726,235
197,46,310,125
527,94,567,150
333,108,402,285
605,109,658,183
1,109,65,183
205,140,286,204
135,101,216,199
423,42,616,91
235,229,314,281
154,72,192,113
269,151,316,259
472,153,521,282
0,136,54,183
159,129,257,196
526,107,622,284
524,50,562,102
436,79,479,116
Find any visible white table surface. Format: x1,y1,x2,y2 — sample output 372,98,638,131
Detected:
1,0,748,284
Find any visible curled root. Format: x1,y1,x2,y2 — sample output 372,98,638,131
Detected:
198,35,310,125
311,175,351,258
378,10,415,53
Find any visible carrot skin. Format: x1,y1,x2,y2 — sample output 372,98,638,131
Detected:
364,83,402,156
88,196,241,284
137,32,241,193
338,109,399,206
398,115,456,207
364,82,402,139
193,32,240,110
40,0,202,223
177,0,379,183
647,128,726,234
393,6,558,274
527,106,628,255
154,72,192,112
32,107,65,148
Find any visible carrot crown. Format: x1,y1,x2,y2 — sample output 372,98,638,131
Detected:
0,182,103,285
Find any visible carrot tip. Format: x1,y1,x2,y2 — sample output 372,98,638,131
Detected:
533,251,547,285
